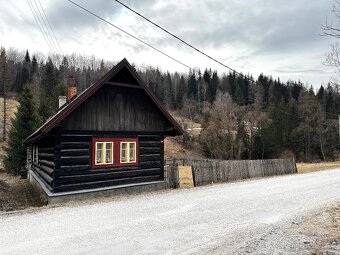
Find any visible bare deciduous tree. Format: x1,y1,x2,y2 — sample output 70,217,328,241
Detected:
322,1,340,91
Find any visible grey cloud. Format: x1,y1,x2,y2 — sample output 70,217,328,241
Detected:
0,0,336,86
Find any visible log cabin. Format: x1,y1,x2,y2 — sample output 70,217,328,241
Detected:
25,58,183,202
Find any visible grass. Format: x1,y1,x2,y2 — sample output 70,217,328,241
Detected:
297,161,340,174
0,171,46,212
0,97,19,169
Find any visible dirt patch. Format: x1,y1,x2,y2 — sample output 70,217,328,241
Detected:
0,172,46,212
297,162,340,173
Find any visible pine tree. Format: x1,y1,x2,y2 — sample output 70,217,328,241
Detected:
4,85,38,175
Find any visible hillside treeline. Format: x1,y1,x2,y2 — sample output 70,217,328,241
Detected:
1,47,339,162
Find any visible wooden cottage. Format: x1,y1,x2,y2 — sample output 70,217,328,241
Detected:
25,58,183,202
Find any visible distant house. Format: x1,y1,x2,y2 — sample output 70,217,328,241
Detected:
25,59,183,202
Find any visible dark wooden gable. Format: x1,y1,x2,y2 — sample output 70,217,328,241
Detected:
109,66,140,85
61,84,171,132
25,58,183,144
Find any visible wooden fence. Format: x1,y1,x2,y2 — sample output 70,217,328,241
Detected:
164,158,297,188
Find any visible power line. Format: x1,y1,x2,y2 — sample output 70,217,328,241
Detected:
113,0,254,82
66,0,338,125
27,0,54,52
37,0,64,55
32,0,60,54
66,0,192,70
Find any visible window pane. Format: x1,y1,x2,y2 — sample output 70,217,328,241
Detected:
129,143,136,162
121,143,127,163
96,143,103,150
105,143,113,163
96,143,103,164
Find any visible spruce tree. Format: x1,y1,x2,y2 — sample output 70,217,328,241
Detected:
176,75,186,109
4,85,38,175
21,50,31,86
38,58,57,122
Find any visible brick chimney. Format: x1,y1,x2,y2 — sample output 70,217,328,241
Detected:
67,75,77,102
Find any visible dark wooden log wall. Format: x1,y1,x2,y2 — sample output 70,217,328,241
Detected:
61,85,172,133
31,136,55,191
53,132,164,193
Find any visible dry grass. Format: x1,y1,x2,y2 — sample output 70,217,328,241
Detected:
297,162,340,174
288,202,340,254
0,172,46,211
164,137,204,159
0,97,19,169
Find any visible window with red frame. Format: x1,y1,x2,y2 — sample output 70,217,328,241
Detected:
92,138,138,169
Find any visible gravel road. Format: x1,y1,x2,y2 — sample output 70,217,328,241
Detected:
1,169,340,255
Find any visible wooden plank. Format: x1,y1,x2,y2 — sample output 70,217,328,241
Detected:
33,166,53,185
139,154,161,162
58,165,140,175
58,168,161,184
139,141,160,147
61,156,90,166
140,161,161,168
38,147,54,153
60,85,169,132
60,135,92,142
139,147,161,154
39,160,55,168
60,142,90,149
55,175,162,192
165,158,297,188
60,148,89,156
38,165,53,175
138,135,160,141
104,81,143,89
39,153,54,160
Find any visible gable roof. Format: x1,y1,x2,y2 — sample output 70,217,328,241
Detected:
25,58,184,144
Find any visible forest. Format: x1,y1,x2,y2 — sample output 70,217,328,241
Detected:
0,46,339,174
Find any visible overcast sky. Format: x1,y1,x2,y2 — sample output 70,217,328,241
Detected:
0,0,338,88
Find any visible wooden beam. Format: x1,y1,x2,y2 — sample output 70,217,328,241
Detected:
104,81,143,89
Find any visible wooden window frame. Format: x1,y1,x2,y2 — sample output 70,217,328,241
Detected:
120,141,137,164
95,141,114,166
32,145,38,164
92,138,115,169
92,138,139,169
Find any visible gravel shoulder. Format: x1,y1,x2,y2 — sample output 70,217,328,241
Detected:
235,202,340,255
0,169,339,254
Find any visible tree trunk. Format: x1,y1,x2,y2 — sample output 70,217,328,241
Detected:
3,95,6,141
319,133,326,161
